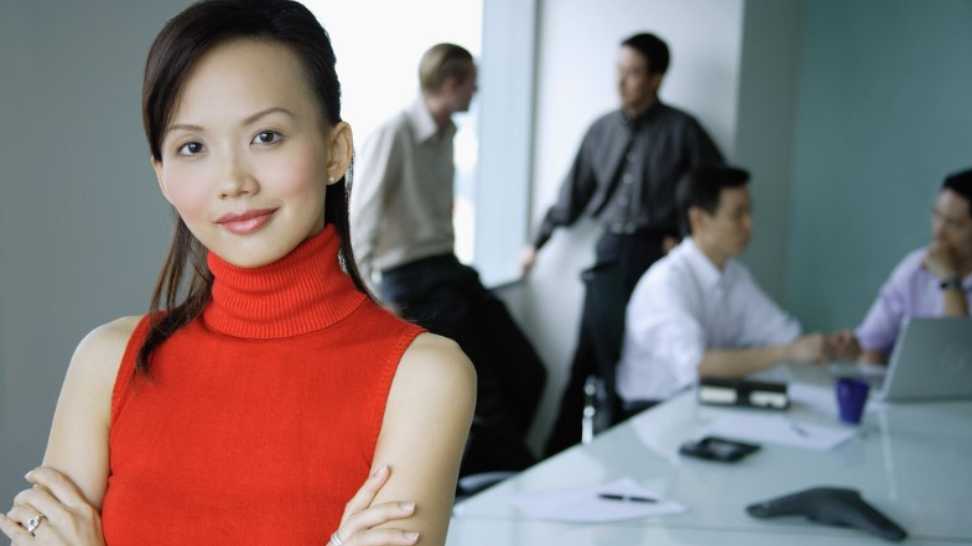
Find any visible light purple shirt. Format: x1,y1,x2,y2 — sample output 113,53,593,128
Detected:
856,247,972,354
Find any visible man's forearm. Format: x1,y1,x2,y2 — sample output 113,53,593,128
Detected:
532,213,559,251
698,346,788,379
860,349,886,365
943,286,969,317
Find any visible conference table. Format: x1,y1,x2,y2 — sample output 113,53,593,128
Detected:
447,365,972,545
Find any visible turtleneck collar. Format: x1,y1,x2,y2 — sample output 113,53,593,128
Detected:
203,226,366,339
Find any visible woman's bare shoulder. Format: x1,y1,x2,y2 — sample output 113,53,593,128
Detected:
88,315,143,342
396,332,476,397
70,315,144,387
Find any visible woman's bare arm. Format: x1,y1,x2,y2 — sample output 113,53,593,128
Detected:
40,316,140,509
366,333,476,546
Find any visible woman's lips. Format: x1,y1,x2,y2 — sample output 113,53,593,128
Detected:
215,208,278,235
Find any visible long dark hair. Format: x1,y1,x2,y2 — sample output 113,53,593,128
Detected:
137,0,371,371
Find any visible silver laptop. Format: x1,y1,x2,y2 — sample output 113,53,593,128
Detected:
879,318,972,402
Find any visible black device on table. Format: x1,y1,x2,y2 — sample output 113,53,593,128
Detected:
747,486,907,542
679,435,761,462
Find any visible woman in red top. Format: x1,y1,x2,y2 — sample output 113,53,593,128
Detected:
0,2,475,545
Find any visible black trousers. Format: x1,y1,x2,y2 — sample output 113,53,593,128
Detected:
381,254,547,476
543,230,666,457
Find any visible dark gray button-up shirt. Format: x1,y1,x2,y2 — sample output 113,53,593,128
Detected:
533,101,723,249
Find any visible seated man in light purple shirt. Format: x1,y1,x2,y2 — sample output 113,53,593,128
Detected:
836,168,972,363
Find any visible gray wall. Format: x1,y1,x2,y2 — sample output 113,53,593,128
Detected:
734,0,803,300
0,1,184,507
784,0,972,331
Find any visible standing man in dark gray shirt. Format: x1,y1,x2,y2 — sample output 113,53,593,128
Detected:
522,33,723,455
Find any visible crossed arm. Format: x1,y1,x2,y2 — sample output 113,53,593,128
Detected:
364,333,476,546
0,317,133,545
1,322,474,546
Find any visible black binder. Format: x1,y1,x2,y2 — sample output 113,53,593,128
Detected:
698,377,789,410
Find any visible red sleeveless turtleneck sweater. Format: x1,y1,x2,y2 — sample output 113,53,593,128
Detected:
100,227,423,546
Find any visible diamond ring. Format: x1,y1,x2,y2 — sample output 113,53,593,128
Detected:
25,514,46,536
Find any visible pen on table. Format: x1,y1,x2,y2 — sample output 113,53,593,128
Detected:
598,493,657,504
787,418,809,437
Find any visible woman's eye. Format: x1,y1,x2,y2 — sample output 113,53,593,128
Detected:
253,130,282,145
177,141,204,156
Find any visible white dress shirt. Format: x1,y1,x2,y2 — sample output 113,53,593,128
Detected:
350,99,457,282
616,238,801,402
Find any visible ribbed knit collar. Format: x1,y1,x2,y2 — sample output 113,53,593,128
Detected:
203,226,365,339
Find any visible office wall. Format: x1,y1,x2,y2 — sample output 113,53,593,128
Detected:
517,0,745,452
784,0,972,331
0,1,186,507
734,0,804,300
475,0,537,287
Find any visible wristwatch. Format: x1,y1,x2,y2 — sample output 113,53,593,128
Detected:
939,277,963,291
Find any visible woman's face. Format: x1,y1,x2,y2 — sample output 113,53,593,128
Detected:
152,38,352,268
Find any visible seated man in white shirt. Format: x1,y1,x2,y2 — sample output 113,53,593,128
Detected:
616,165,831,405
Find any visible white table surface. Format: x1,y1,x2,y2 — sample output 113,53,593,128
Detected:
446,517,966,546
449,366,972,545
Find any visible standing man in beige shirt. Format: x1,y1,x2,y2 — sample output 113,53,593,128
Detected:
351,43,547,478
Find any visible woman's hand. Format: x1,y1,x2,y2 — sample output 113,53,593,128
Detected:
0,466,104,546
329,465,420,546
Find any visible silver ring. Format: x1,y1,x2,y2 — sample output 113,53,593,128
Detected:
25,514,46,536
329,530,345,546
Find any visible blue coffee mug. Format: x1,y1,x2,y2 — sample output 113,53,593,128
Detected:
835,377,870,424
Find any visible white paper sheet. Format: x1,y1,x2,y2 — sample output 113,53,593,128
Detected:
788,383,839,417
702,413,856,450
510,477,686,523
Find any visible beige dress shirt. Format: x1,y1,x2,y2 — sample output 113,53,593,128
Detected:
350,99,457,282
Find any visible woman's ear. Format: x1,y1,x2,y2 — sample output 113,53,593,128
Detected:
151,157,175,205
325,121,353,185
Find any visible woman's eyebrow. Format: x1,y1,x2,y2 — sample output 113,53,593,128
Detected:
242,106,295,125
164,107,296,137
164,122,203,137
